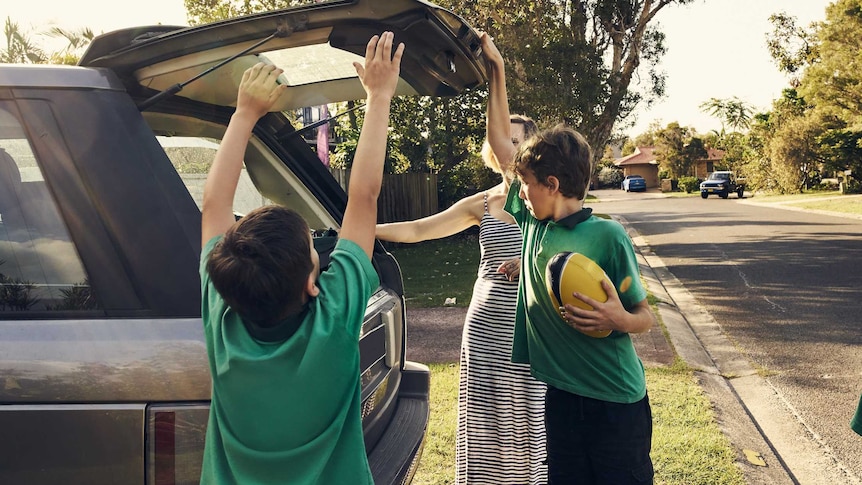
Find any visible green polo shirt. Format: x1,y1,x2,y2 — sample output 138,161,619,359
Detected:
505,181,648,403
852,394,862,436
199,236,379,485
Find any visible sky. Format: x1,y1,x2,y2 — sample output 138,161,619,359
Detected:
5,0,834,138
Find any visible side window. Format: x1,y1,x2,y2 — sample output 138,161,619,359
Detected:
0,108,99,314
158,136,272,215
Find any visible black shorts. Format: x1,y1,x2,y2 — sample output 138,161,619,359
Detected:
544,386,654,484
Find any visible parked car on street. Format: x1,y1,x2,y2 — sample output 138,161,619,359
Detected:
0,1,487,483
621,174,647,192
700,171,745,199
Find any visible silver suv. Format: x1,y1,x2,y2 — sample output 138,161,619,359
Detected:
0,1,486,483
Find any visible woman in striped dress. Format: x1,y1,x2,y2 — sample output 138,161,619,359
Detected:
456,189,547,484
376,135,547,484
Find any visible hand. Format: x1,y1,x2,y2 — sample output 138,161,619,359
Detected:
236,62,287,119
353,31,405,102
477,30,504,71
559,279,626,335
497,257,520,281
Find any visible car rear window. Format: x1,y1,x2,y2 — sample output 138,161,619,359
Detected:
0,107,99,314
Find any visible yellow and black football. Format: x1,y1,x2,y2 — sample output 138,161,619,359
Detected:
546,252,614,338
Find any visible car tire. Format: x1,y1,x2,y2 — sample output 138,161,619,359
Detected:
701,192,708,199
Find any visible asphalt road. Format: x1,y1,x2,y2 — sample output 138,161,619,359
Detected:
590,188,862,484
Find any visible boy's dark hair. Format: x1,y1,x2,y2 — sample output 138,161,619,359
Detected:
207,205,313,325
510,114,539,140
513,124,593,200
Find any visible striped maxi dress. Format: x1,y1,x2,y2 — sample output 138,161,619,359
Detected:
455,196,547,484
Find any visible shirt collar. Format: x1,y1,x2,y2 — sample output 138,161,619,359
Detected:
243,302,310,343
554,207,593,229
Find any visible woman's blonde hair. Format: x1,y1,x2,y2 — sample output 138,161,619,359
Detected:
481,140,502,174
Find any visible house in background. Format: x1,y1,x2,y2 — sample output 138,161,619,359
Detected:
614,146,727,188
693,148,726,179
614,146,659,188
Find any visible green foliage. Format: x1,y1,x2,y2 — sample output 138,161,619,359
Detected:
844,178,862,194
654,123,705,179
699,97,753,133
766,12,818,81
184,0,295,25
817,128,862,179
1,17,47,64
678,176,700,194
597,165,623,188
435,0,694,164
439,157,498,208
799,1,862,130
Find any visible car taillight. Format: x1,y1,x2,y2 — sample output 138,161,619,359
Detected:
147,404,209,485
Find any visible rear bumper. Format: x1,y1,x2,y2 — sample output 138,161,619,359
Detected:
368,361,430,485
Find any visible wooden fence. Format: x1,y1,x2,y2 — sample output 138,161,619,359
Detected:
330,169,438,223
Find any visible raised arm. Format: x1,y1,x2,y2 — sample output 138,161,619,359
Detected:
376,191,484,243
481,32,516,183
201,63,286,245
339,32,405,258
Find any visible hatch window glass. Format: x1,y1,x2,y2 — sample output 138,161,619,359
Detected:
157,136,272,215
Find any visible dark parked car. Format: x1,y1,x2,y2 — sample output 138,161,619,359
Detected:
700,170,745,198
0,1,487,483
621,174,646,192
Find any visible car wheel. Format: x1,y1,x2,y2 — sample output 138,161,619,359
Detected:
701,192,708,199
720,191,729,199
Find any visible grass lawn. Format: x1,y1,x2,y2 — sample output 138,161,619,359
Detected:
789,195,862,215
749,190,862,216
413,361,744,485
396,237,745,485
386,235,480,308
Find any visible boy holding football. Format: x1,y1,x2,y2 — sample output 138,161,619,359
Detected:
503,124,656,484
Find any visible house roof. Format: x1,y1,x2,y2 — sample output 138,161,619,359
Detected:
614,146,657,167
614,146,726,166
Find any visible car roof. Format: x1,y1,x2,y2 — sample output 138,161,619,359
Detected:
78,0,487,111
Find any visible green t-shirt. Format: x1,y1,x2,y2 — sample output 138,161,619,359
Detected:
505,181,648,404
852,393,862,436
199,236,379,485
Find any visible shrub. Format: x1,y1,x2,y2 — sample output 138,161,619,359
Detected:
678,176,700,193
598,166,624,188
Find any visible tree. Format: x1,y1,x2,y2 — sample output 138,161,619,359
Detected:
744,89,822,193
436,0,696,164
621,120,662,155
185,0,293,26
799,1,862,133
1,17,47,64
653,122,705,179
46,26,95,65
766,11,819,83
699,96,754,134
